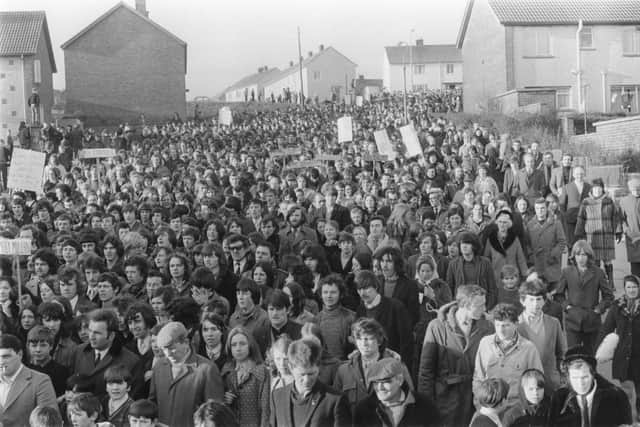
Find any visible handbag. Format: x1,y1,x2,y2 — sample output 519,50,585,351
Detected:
595,332,619,362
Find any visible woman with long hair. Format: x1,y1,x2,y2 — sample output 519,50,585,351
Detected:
283,281,316,325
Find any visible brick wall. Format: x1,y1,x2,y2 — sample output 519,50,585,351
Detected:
568,115,640,152
64,6,186,122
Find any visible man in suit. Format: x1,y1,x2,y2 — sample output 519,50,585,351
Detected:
279,204,318,256
549,153,574,196
227,233,255,276
549,346,632,427
72,309,143,399
270,338,350,427
0,334,59,426
537,151,557,196
515,153,547,207
150,322,224,427
559,166,591,246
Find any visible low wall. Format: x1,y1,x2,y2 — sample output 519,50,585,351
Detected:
569,115,640,152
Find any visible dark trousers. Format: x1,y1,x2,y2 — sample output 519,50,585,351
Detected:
566,329,598,355
566,222,577,247
631,262,640,277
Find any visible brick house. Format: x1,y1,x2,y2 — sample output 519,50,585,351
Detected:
262,46,357,103
61,0,187,123
457,0,640,114
383,41,462,93
0,11,56,139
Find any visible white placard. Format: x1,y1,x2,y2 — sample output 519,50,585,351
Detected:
7,148,45,192
374,130,396,160
0,238,32,255
355,96,363,107
78,148,116,159
337,116,353,143
399,125,422,158
218,107,233,126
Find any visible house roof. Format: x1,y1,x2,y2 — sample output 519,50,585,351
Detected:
265,46,357,85
385,44,461,65
457,0,640,47
224,67,282,93
0,11,57,72
61,1,187,73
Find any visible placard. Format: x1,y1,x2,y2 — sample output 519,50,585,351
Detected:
218,107,232,126
316,154,341,162
374,130,397,160
361,153,389,162
78,148,116,159
399,125,422,158
270,148,302,158
7,148,45,193
355,96,363,107
337,116,353,143
285,160,324,170
0,238,32,256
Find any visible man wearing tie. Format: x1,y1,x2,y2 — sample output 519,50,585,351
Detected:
549,346,631,427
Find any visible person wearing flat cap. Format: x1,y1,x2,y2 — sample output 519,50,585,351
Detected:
619,178,640,276
548,345,631,427
149,321,224,427
354,357,440,427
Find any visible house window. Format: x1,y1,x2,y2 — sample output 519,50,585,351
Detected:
413,64,425,75
8,60,14,66
446,64,454,74
313,71,321,80
34,59,41,83
9,85,15,91
525,30,552,57
1,124,6,129
1,99,6,104
611,85,639,113
11,111,16,117
623,29,640,55
580,27,593,49
0,73,5,79
412,84,427,92
556,88,571,109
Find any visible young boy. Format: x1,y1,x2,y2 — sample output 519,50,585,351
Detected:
102,365,134,426
470,378,509,427
497,264,520,306
61,374,96,425
68,393,104,427
127,399,166,427
26,326,70,397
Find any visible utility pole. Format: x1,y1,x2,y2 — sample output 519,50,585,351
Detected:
297,27,305,105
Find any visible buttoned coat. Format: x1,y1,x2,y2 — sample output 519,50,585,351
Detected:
149,351,224,427
517,314,567,389
549,166,573,196
0,366,59,427
269,381,351,427
619,194,640,263
527,215,567,283
559,182,591,225
515,168,547,206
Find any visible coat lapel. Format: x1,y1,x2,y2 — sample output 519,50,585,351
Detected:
4,367,31,409
300,389,325,427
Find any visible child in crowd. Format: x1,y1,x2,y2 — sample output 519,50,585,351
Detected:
61,374,95,425
102,365,134,427
470,378,509,427
127,399,166,427
498,264,521,306
68,393,110,427
503,369,551,427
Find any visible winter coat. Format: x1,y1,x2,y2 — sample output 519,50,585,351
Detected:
555,265,614,333
483,227,529,281
527,215,567,284
548,374,632,427
418,302,494,427
473,333,543,406
221,361,270,427
446,255,498,309
619,194,640,263
559,182,591,225
575,195,621,262
517,314,567,389
353,387,441,427
596,296,640,383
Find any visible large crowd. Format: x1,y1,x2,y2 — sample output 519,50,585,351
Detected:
0,94,639,427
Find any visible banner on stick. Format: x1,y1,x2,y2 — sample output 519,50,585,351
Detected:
0,238,32,256
218,107,233,126
337,116,353,143
7,149,45,193
374,130,396,160
399,125,422,158
78,148,116,159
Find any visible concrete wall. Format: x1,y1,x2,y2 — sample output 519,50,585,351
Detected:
462,0,507,112
64,6,186,122
569,115,640,152
512,24,640,113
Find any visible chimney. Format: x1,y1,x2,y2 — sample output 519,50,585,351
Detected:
359,75,364,80
289,61,294,67
135,0,148,17
258,67,263,73
319,44,324,51
416,39,424,46
308,51,313,58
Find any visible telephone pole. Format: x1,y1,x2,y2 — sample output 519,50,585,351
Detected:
297,27,305,105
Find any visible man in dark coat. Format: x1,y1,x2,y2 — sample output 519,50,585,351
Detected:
270,338,350,427
549,346,632,427
355,357,441,427
71,309,143,399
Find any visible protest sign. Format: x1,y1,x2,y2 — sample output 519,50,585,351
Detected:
7,148,45,193
361,153,389,162
399,125,422,158
374,130,396,160
0,239,32,256
355,96,363,107
285,160,324,170
317,154,341,162
218,107,233,126
78,148,117,159
270,148,302,158
337,116,353,143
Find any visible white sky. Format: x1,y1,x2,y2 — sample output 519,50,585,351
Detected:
0,0,467,99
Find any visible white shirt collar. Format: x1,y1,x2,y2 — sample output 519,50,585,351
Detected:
0,364,23,384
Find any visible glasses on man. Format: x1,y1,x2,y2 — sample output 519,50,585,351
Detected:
229,245,244,252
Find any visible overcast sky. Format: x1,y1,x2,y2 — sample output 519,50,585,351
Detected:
1,0,467,99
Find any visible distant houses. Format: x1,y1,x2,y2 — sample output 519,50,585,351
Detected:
0,11,56,138
383,41,462,93
224,46,357,103
61,0,187,123
457,0,640,114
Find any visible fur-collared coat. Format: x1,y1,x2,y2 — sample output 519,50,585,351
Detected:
483,227,529,281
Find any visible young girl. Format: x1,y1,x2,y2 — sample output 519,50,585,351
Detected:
498,264,521,306
503,369,550,427
470,378,509,427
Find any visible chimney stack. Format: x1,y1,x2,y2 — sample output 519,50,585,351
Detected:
359,75,364,80
308,51,313,58
416,39,424,46
289,61,294,67
319,44,324,51
135,0,148,17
